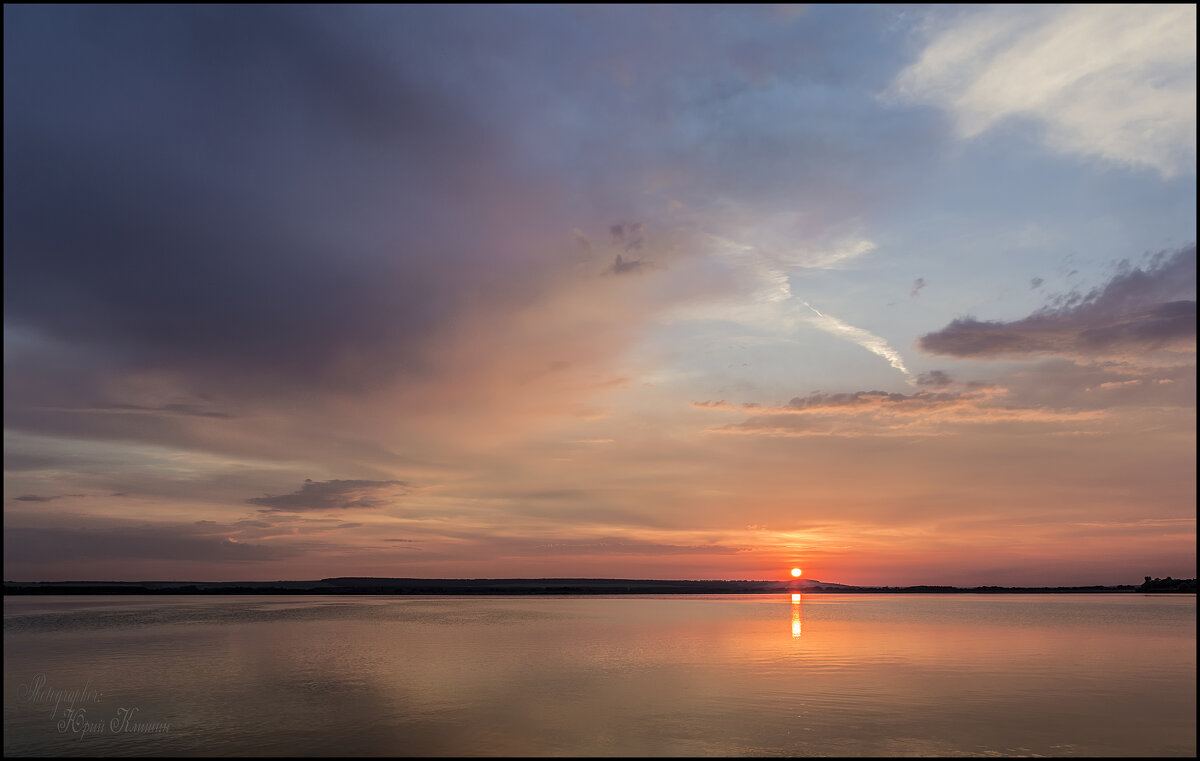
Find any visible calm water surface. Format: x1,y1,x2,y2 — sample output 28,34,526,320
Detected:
3,594,1195,756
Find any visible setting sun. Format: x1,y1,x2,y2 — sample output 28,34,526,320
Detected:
790,568,802,577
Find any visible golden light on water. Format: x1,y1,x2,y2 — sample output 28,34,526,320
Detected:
790,568,802,577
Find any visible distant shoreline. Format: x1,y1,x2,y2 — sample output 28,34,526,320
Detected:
5,577,1191,595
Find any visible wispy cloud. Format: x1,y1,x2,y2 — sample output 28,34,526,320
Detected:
4,524,288,566
670,234,912,380
523,537,748,556
706,388,1108,438
778,237,878,270
888,4,1197,177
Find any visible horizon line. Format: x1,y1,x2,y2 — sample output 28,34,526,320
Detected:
5,576,1178,587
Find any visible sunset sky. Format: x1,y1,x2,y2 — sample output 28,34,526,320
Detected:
4,4,1195,586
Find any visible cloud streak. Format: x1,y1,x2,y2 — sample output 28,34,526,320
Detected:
803,302,913,380
674,232,913,380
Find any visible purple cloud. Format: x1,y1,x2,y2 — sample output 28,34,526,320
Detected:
919,246,1196,359
248,479,408,512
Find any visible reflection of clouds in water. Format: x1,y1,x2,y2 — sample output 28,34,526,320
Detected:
1,597,557,634
5,595,1194,756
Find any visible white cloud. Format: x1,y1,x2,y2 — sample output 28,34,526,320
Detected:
780,237,878,270
658,233,800,335
802,302,914,381
662,232,914,382
889,4,1197,177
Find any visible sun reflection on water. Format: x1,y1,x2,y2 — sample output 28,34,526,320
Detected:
790,593,802,638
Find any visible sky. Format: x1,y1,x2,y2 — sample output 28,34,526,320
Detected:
3,4,1195,586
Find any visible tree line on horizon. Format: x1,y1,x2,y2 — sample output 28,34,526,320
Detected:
1138,576,1197,593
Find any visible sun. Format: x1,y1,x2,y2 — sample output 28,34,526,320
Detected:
790,568,802,577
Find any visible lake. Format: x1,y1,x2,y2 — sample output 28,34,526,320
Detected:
3,594,1195,757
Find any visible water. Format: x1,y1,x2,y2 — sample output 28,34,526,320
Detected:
3,594,1195,757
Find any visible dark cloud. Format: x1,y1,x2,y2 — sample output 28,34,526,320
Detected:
526,538,748,556
695,384,1018,425
608,254,646,275
1030,277,1044,290
910,277,927,297
2,3,940,453
706,378,1134,437
919,246,1196,359
916,370,954,387
714,358,1194,439
11,493,86,503
20,403,232,419
995,358,1196,411
3,452,67,472
784,389,981,411
3,524,286,566
112,404,232,419
2,5,562,402
176,515,382,543
247,478,408,512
